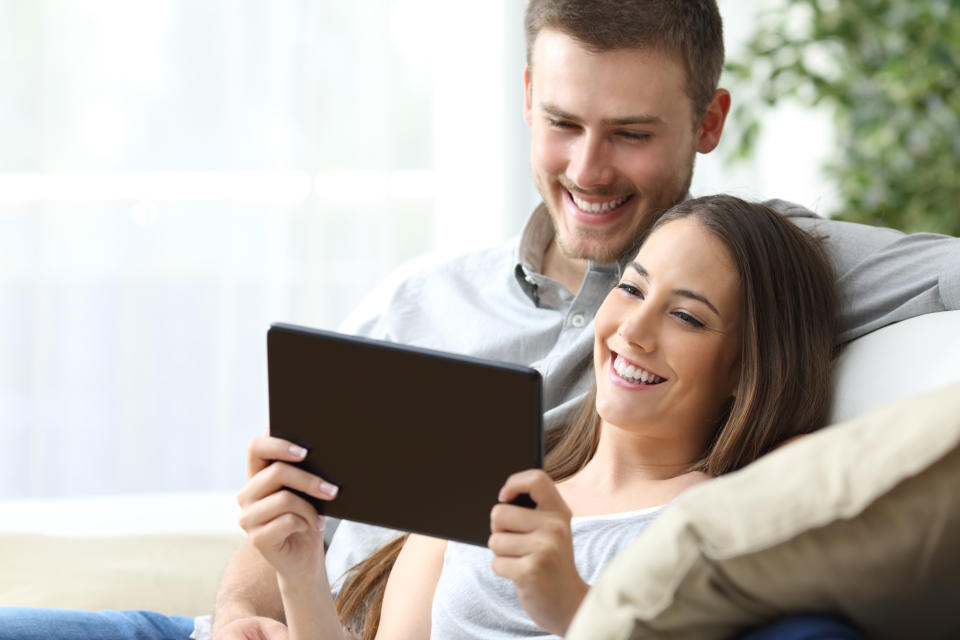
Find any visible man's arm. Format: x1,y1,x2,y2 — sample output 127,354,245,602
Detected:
766,199,960,344
211,540,287,638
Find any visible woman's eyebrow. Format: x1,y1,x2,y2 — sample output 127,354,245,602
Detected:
628,261,722,318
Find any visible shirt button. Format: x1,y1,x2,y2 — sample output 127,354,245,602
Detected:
571,313,586,328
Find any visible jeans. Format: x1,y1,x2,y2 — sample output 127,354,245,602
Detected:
0,608,195,640
739,614,865,640
0,608,863,640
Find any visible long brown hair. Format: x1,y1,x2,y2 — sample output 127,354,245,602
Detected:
335,194,837,635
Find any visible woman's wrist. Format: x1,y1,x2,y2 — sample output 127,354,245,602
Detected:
557,577,591,635
278,567,346,640
277,564,331,602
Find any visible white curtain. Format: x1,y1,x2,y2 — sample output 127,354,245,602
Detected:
0,0,532,498
1,0,833,499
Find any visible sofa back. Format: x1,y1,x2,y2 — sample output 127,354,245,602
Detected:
829,310,960,424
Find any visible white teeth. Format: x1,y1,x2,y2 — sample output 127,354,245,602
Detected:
613,355,664,385
571,193,630,213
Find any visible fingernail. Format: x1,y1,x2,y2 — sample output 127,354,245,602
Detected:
319,481,339,498
316,515,326,531
289,445,307,459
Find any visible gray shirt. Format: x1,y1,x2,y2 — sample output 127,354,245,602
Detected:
430,505,665,640
325,199,960,589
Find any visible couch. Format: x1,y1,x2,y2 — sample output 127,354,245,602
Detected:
2,311,958,632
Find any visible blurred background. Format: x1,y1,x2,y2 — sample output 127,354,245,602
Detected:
1,0,956,500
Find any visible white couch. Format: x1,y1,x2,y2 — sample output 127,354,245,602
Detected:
1,311,958,622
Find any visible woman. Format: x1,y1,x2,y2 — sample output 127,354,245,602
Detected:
237,195,837,639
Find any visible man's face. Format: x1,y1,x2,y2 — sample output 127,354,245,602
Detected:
525,29,721,264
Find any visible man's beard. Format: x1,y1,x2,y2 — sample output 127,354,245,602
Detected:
545,161,694,265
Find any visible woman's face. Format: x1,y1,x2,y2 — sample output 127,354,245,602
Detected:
593,217,742,446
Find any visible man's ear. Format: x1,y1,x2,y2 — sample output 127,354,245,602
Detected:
696,88,731,154
523,65,533,127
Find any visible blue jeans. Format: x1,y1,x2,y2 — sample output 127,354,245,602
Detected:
0,608,862,639
739,614,865,640
0,608,195,640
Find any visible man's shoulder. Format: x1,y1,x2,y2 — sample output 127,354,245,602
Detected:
761,198,821,220
339,235,521,335
391,235,520,288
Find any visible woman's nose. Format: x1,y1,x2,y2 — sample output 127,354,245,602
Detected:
617,306,658,352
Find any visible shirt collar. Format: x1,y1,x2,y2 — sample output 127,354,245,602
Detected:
517,202,554,276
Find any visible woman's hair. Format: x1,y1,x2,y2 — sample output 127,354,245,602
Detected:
335,194,838,635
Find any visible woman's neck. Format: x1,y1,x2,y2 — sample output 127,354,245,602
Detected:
556,420,711,517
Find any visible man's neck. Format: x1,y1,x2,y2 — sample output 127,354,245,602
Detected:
542,238,588,295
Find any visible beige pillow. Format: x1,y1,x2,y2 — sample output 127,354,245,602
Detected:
566,381,960,640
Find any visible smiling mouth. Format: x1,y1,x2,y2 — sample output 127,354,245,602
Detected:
612,353,666,385
568,190,633,214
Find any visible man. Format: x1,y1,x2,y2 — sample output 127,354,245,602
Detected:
212,1,959,639
2,1,955,638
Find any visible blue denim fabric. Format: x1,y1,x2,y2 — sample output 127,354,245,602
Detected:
0,608,195,640
0,608,863,640
739,614,866,640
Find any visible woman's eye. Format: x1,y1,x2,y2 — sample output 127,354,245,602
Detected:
674,311,705,329
616,282,644,298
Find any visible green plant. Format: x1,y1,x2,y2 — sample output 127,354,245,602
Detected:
725,0,960,235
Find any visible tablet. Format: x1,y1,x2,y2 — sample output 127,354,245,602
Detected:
267,323,543,547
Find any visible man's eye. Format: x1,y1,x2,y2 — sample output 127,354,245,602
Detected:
616,282,644,298
548,118,577,129
619,131,651,142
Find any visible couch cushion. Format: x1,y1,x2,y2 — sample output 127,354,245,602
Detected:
566,380,960,640
0,533,243,616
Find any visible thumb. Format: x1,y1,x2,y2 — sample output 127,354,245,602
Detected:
498,469,566,513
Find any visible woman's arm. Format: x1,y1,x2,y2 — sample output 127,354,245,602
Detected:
375,534,446,640
278,536,346,640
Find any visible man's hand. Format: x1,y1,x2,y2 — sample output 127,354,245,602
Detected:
213,615,289,640
488,469,589,637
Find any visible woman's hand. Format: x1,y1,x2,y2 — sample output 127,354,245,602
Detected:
488,469,589,637
237,435,339,587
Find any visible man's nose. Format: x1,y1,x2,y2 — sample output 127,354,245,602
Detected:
567,133,615,189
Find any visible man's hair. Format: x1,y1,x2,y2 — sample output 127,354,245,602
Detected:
524,0,725,125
